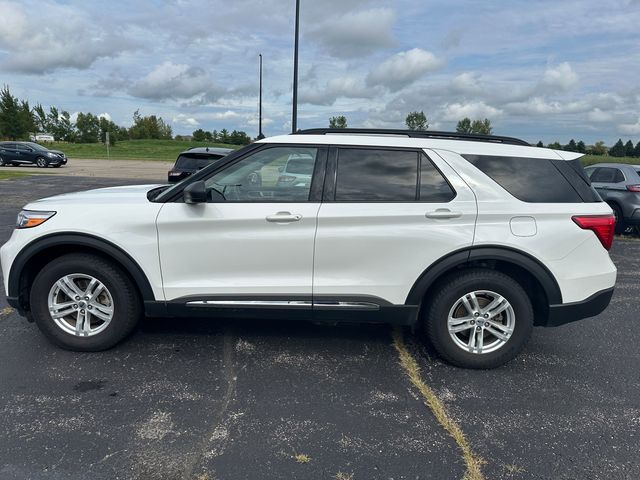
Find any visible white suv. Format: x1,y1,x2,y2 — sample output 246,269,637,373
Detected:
0,129,617,368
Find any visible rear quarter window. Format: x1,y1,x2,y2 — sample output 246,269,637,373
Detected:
463,155,600,203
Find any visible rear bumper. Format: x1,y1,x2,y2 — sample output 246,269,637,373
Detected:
545,287,614,327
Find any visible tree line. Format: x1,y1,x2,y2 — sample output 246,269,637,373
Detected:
536,139,640,157
188,128,251,145
0,85,251,146
328,113,493,135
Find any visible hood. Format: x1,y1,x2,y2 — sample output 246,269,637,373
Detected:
26,184,162,208
48,150,65,156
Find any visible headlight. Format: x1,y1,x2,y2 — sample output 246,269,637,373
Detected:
16,210,56,229
47,152,56,157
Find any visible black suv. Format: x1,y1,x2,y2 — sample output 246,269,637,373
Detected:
168,147,233,182
0,142,67,168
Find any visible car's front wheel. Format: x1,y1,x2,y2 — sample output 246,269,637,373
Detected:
36,156,48,168
30,253,141,351
423,269,534,369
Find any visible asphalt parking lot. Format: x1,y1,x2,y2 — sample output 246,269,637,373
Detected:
0,174,639,480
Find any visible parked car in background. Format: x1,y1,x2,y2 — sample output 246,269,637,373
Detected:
584,163,640,233
275,153,315,189
168,147,233,183
0,141,67,168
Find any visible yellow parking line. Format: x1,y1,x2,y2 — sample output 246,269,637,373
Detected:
392,328,485,480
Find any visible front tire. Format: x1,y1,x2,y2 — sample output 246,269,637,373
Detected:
30,253,141,351
36,156,48,168
423,269,533,369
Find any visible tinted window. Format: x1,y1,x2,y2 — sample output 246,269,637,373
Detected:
176,154,223,170
420,154,455,202
464,155,585,203
336,149,418,201
591,167,623,183
553,159,601,202
205,147,317,202
15,144,30,151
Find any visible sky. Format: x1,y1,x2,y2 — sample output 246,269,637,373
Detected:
1,0,640,144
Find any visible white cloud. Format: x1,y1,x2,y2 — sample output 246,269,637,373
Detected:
450,72,482,94
0,1,134,74
98,113,111,121
588,108,614,123
540,62,579,92
442,101,502,121
172,114,199,127
129,62,224,101
366,49,443,92
619,118,640,135
307,8,396,58
300,77,377,106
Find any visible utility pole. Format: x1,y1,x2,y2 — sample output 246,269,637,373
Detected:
291,0,300,133
258,54,264,140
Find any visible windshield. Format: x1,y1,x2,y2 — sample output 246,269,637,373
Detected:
26,142,48,151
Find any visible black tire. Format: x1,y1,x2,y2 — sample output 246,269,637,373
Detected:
0,156,6,167
29,253,141,351
609,203,625,234
423,269,534,369
36,156,48,168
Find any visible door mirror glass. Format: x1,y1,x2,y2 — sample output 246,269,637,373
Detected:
183,181,208,204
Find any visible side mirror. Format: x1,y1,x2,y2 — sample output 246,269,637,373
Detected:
183,181,208,204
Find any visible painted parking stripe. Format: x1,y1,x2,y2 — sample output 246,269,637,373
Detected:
0,307,14,318
392,328,485,480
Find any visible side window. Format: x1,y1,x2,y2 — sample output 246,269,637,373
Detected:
420,154,455,202
335,149,418,201
464,155,583,203
614,169,625,183
204,147,317,202
584,167,596,179
591,167,619,183
15,144,29,152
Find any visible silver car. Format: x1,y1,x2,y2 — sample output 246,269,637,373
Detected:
585,163,640,233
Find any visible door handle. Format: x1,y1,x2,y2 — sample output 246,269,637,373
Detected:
266,211,303,223
425,208,463,219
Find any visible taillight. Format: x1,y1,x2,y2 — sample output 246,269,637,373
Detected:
626,184,640,192
572,215,615,250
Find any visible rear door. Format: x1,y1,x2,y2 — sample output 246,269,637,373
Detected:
14,144,33,164
1,143,17,162
590,167,625,202
313,146,477,306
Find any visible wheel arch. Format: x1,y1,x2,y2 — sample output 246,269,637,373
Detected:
406,246,562,326
9,233,155,313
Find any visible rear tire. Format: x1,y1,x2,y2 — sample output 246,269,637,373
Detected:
423,269,534,369
0,156,6,167
30,253,141,351
609,203,625,234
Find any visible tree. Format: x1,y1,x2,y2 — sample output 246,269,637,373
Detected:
588,141,607,156
129,110,172,139
634,141,640,158
536,141,544,148
576,140,586,154
204,131,213,142
547,141,562,150
329,116,348,129
471,119,492,135
456,118,472,134
218,128,229,143
0,85,23,139
405,111,427,131
565,139,578,152
75,112,101,143
17,99,36,138
192,128,207,142
624,140,635,157
609,139,625,157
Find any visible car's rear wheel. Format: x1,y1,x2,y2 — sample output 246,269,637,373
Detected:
0,156,7,167
423,269,533,369
609,203,626,234
36,156,48,168
30,253,141,351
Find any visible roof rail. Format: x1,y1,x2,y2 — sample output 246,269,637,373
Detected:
292,128,530,147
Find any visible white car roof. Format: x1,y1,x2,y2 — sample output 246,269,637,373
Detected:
258,133,583,161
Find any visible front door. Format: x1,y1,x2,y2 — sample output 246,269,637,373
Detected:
156,145,326,304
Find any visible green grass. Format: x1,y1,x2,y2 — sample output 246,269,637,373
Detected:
46,139,240,161
581,155,639,166
0,171,33,180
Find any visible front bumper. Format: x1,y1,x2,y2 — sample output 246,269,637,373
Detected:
546,287,614,327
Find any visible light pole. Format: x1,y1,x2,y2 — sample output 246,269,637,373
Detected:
291,0,300,133
258,53,264,140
